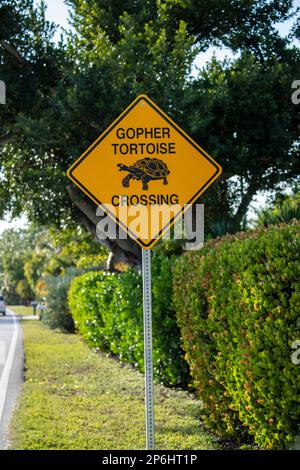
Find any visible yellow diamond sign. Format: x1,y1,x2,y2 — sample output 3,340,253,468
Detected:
67,95,222,249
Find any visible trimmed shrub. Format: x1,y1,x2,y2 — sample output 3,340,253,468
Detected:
173,222,300,449
69,252,189,386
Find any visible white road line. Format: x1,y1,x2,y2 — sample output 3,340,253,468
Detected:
0,310,18,424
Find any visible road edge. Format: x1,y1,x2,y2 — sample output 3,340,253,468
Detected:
0,310,24,450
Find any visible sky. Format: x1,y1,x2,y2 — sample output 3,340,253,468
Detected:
41,0,70,36
1,0,299,233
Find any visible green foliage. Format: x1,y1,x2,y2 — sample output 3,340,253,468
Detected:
1,0,299,243
69,252,189,386
0,224,104,304
161,0,295,53
173,221,300,449
15,278,34,303
0,227,38,303
23,230,55,293
256,193,300,227
23,226,106,294
43,268,81,332
49,226,107,271
184,51,300,234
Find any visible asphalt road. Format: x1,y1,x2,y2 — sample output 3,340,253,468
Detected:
0,310,23,450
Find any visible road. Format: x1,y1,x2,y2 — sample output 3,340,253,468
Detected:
0,310,23,450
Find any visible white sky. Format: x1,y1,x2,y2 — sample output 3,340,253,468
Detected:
1,0,298,233
0,214,28,234
42,0,70,39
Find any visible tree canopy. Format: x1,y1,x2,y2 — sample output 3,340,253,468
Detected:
0,0,299,267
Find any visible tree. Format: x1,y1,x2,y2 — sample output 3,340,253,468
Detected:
0,223,104,303
0,0,299,267
255,191,300,226
184,52,300,233
15,278,34,303
0,227,37,303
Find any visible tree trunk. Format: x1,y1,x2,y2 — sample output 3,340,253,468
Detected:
67,184,142,271
232,180,258,231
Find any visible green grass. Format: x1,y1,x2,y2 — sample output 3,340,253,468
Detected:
9,305,36,316
9,321,218,450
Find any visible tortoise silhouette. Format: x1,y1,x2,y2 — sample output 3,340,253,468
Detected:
117,157,170,190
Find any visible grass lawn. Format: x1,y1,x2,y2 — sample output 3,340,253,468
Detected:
8,305,36,316
9,321,219,450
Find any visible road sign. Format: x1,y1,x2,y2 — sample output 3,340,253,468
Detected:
67,94,222,249
67,94,222,451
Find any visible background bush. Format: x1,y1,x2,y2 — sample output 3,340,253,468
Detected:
173,221,300,449
256,193,300,227
68,251,189,386
43,268,81,332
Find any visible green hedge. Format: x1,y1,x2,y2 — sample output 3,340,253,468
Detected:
68,252,189,386
173,222,300,449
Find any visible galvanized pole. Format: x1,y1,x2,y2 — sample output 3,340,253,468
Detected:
142,248,155,450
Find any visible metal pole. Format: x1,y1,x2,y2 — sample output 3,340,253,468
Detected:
142,248,155,450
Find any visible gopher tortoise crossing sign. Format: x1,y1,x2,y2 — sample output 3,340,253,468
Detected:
67,94,222,249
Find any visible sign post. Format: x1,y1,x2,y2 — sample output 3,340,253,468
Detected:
142,248,155,450
66,94,222,450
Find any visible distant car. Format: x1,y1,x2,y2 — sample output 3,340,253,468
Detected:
0,295,6,316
